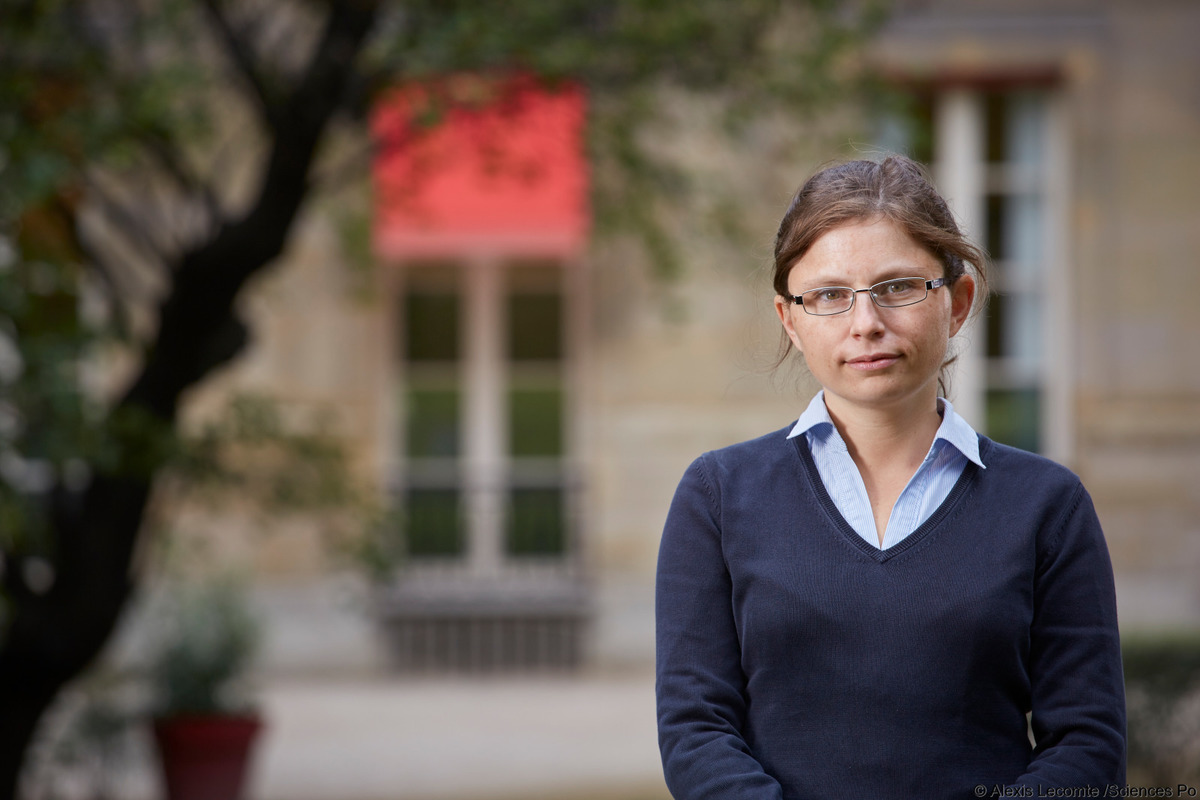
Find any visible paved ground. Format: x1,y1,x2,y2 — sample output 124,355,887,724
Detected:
249,671,670,800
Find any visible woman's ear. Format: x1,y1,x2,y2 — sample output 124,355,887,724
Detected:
774,295,804,353
948,274,976,338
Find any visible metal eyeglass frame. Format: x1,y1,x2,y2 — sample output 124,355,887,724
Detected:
790,277,947,316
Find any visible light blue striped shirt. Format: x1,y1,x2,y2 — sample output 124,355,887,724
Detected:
786,391,986,550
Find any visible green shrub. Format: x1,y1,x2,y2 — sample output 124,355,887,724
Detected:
1122,633,1200,784
147,574,261,717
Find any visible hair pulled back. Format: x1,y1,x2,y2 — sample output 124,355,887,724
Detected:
771,154,990,391
773,155,989,303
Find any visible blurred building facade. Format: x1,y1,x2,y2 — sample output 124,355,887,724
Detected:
185,0,1200,677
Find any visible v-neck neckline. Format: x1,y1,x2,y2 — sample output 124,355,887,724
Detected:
790,435,982,563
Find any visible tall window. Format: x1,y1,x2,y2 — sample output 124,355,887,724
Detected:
881,84,1069,458
505,267,569,557
396,260,578,573
373,76,589,670
401,268,464,557
980,91,1051,453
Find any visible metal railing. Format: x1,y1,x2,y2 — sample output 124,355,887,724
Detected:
376,470,589,672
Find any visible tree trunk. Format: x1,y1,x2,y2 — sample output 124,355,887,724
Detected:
0,3,379,797
0,667,60,799
0,473,152,799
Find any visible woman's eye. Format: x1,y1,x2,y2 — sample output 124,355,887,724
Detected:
881,279,919,295
817,289,848,302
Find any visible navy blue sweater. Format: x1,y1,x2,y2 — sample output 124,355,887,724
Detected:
656,426,1125,799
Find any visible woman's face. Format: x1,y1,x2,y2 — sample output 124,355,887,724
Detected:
773,216,975,418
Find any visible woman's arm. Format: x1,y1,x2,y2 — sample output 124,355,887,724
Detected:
1015,484,1127,787
656,456,784,800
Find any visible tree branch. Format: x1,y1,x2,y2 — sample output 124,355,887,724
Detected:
123,0,381,421
197,0,280,127
307,126,377,197
82,174,174,275
137,131,224,242
74,228,136,343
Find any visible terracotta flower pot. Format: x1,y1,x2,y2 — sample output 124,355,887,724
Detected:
152,714,264,800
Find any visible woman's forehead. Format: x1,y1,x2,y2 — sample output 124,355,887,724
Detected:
786,218,939,287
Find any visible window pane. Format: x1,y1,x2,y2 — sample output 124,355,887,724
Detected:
984,287,1041,369
404,488,464,557
1008,194,1044,282
506,488,565,556
985,93,1009,164
870,92,934,164
985,194,1008,261
985,291,1007,360
1007,92,1046,169
985,92,1046,166
406,387,459,458
405,292,459,362
1006,294,1043,375
986,388,1041,453
987,194,1043,278
986,292,1043,373
509,386,562,457
508,292,561,361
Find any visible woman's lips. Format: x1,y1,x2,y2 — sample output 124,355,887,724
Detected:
846,354,901,371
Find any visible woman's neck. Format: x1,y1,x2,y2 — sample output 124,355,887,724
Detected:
824,392,943,476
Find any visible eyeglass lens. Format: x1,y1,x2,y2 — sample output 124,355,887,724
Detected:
801,278,929,315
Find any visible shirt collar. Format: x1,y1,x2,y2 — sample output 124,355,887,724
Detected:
786,390,986,468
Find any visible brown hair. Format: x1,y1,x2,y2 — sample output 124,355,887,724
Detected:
772,154,990,389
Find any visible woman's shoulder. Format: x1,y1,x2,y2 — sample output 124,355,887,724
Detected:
679,424,800,491
695,423,799,467
977,435,1086,493
671,424,803,513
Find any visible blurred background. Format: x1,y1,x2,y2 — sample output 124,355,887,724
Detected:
2,1,1198,798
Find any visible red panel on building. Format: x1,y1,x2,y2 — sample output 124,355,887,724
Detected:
371,76,589,260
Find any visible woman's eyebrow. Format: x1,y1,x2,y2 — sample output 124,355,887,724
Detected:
794,266,930,289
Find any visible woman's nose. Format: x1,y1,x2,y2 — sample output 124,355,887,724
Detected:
848,292,886,336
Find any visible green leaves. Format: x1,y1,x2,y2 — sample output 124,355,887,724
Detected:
370,0,870,92
148,573,261,715
172,393,357,513
364,1,884,281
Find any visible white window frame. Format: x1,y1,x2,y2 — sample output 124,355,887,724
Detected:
382,257,588,584
934,88,1072,462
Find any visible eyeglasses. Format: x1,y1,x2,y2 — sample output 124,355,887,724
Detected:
790,277,947,316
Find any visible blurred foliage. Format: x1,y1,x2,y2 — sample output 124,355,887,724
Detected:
0,0,886,599
1122,634,1200,784
0,0,188,571
170,393,359,515
0,1,887,787
359,0,888,277
146,572,260,716
16,671,144,800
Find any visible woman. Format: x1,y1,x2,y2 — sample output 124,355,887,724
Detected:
655,155,1125,799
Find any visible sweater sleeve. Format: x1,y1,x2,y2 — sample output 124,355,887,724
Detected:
655,456,784,800
1015,483,1127,787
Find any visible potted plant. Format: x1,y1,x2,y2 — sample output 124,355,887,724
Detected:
147,573,265,800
